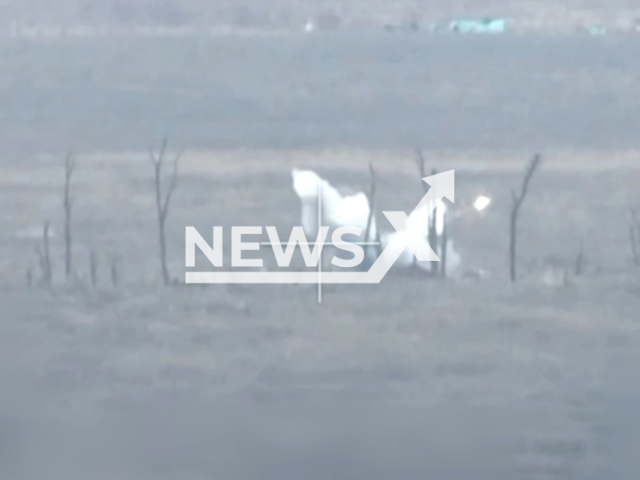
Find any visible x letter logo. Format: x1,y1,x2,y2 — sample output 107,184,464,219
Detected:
382,211,440,262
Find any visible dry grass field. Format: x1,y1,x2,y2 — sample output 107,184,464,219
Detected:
1,147,640,478
1,27,640,479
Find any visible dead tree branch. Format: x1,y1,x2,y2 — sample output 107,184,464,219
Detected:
149,136,182,285
428,168,440,277
36,221,52,287
415,149,427,187
364,162,381,262
414,150,445,277
440,217,448,279
509,154,542,282
63,152,76,280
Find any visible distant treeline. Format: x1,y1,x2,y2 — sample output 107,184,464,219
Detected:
1,0,639,33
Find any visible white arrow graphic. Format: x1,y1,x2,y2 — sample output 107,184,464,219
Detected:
186,170,455,284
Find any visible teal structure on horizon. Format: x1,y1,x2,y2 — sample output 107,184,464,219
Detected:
449,18,507,34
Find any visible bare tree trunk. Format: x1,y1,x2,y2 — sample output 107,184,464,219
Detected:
36,221,52,288
509,207,518,282
509,154,541,282
364,162,381,266
413,150,425,271
149,137,181,286
63,152,76,280
415,151,443,277
428,168,439,277
440,216,448,279
364,162,376,244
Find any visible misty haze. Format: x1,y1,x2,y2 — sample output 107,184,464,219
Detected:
1,1,640,479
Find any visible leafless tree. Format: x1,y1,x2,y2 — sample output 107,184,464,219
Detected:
36,221,52,287
63,152,76,280
364,162,381,263
415,150,446,277
149,137,182,285
427,167,440,277
509,154,542,282
440,218,448,279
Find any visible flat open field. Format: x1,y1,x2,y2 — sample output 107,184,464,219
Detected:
2,34,640,155
1,34,640,479
2,149,640,479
